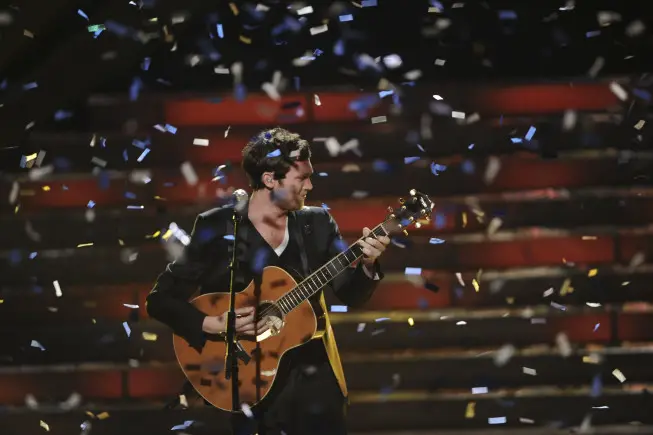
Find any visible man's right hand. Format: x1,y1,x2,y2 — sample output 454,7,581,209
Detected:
202,306,257,336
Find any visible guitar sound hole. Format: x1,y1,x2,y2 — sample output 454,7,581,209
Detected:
253,302,285,342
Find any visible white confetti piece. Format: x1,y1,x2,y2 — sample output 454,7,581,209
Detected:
612,368,626,383
588,56,605,77
451,111,465,119
489,416,506,425
556,332,572,357
309,24,328,35
520,417,534,424
455,273,465,286
609,81,628,101
625,20,646,37
180,161,198,186
523,367,537,376
224,126,231,137
241,403,254,418
123,304,139,309
486,217,502,236
472,386,488,394
434,58,446,66
562,110,577,131
494,344,515,367
91,156,107,168
192,138,209,146
261,82,280,101
483,156,501,185
543,287,554,297
371,116,387,124
40,420,50,431
53,280,63,298
314,94,321,106
31,340,45,351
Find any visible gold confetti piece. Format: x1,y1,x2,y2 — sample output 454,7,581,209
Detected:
559,278,573,296
239,35,251,44
588,268,598,277
582,235,597,240
471,279,480,292
14,205,20,214
621,281,630,286
635,120,646,130
583,354,601,364
77,243,94,248
162,229,173,241
42,185,50,191
96,412,110,420
465,401,475,418
229,2,239,15
475,269,483,283
0,300,4,303
118,239,125,246
39,420,50,431
142,332,158,341
24,29,34,38
179,394,188,407
612,369,626,383
146,230,161,239
461,212,468,228
407,317,414,326
85,411,95,418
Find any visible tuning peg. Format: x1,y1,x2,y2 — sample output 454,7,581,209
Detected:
387,206,394,213
398,197,405,204
409,189,417,196
402,229,408,236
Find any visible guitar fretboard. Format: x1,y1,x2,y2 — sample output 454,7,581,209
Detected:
276,223,389,315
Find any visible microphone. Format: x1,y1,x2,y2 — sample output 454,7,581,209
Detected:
233,189,248,218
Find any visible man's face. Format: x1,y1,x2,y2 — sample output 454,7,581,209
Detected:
271,160,314,211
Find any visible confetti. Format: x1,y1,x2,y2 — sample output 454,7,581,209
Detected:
465,401,475,418
612,368,626,383
180,161,199,185
53,280,63,298
371,116,387,124
522,367,537,376
193,138,209,146
330,305,348,312
123,322,131,337
40,420,50,431
310,24,328,35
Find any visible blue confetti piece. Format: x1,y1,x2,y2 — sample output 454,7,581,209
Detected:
23,82,38,90
171,421,194,431
461,160,475,174
333,39,344,56
454,287,464,299
430,162,447,176
511,137,523,143
78,9,89,20
98,171,110,190
339,14,353,22
372,160,391,172
593,323,600,332
252,248,270,274
468,143,475,149
137,148,150,162
586,30,600,38
361,0,377,6
54,110,73,120
217,23,224,38
164,124,177,134
0,79,7,89
378,90,394,98
590,374,602,397
633,88,651,101
314,48,323,56
8,250,22,265
142,57,151,71
318,172,328,177
124,192,136,199
321,203,330,211
294,76,300,90
163,182,175,187
330,305,348,312
129,77,142,101
123,149,128,161
404,156,420,164
429,238,445,244
93,29,104,38
234,83,247,102
223,235,235,241
525,126,536,141
29,252,38,260
498,10,517,19
266,149,281,158
87,200,95,208
434,213,446,229
132,139,148,149
333,239,348,253
404,267,422,275
104,20,130,37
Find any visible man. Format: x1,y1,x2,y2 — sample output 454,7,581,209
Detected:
146,127,390,435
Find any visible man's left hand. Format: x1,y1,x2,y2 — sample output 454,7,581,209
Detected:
359,227,391,267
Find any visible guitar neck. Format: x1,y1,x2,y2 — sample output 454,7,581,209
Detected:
275,222,389,315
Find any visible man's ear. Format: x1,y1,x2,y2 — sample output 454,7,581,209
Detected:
261,172,275,189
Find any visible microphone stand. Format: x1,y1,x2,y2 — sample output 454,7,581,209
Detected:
224,210,240,432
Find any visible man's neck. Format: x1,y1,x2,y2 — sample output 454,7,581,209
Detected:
248,190,288,225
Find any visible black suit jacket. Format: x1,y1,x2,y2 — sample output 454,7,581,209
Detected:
146,201,384,397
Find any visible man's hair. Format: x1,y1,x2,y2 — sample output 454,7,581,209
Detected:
241,127,312,190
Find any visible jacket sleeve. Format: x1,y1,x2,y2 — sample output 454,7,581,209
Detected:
145,214,215,351
323,210,384,308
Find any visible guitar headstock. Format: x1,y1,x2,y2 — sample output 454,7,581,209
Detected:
383,189,434,236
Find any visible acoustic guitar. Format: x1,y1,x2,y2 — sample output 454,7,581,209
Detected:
173,189,433,411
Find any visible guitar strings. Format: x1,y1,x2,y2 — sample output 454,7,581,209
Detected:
255,221,390,321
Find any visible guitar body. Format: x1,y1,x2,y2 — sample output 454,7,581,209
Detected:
173,266,324,412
